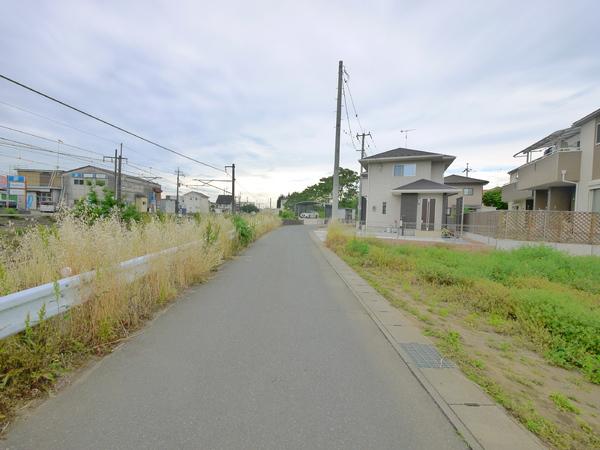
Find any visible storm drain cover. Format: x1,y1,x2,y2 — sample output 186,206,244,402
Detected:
400,342,455,368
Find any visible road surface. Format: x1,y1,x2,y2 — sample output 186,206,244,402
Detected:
3,226,465,450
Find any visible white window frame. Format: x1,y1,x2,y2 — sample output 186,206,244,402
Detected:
393,163,416,177
463,187,473,196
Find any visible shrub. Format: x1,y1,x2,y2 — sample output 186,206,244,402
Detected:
345,239,369,256
232,215,254,247
279,209,296,220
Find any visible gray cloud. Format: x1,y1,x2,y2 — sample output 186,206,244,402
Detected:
1,0,599,201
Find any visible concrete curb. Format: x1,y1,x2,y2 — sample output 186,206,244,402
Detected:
310,230,546,450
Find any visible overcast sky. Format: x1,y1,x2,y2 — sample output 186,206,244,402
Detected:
1,0,599,204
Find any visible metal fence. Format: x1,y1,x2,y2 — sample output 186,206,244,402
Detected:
463,211,600,245
0,237,227,340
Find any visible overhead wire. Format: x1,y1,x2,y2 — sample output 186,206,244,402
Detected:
0,74,229,174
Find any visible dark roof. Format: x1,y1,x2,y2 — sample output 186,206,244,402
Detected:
444,174,489,185
573,107,600,127
393,179,459,192
215,194,233,205
362,147,450,160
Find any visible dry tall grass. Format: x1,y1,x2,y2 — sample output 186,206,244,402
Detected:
0,212,279,422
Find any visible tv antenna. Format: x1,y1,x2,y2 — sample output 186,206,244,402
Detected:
400,129,415,147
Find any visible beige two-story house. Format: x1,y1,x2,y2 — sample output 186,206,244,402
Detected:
360,147,458,236
502,108,600,212
444,174,489,210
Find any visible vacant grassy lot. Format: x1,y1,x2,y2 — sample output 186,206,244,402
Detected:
0,213,279,428
327,224,600,449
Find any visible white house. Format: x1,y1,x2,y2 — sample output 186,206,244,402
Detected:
181,190,209,214
360,147,459,236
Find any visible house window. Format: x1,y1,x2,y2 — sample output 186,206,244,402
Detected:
596,123,600,145
463,187,473,196
393,163,416,177
382,202,387,214
74,179,84,185
593,189,600,213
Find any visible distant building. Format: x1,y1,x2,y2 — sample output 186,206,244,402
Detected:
215,194,233,213
444,174,489,210
16,169,64,211
62,166,162,212
159,195,177,214
181,191,209,214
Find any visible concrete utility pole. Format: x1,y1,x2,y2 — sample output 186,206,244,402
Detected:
356,132,371,228
175,168,182,214
226,164,236,213
332,60,343,221
462,163,473,178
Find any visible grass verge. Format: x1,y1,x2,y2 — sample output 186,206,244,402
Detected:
326,223,600,449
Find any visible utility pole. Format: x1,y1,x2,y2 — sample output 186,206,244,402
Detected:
175,168,182,214
103,147,121,196
225,163,235,213
332,60,343,221
117,143,125,201
463,163,473,178
356,132,371,228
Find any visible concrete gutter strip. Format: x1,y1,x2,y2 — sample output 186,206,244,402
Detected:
310,230,546,450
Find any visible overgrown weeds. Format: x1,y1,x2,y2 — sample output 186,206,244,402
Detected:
326,230,600,448
0,212,279,424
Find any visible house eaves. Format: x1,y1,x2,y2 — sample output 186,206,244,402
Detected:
572,107,600,127
391,178,460,195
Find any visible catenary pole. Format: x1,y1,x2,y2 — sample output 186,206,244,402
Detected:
332,60,343,221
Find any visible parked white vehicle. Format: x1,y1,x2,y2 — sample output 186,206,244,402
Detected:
300,211,319,219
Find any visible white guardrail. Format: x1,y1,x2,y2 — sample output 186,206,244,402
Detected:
0,241,203,340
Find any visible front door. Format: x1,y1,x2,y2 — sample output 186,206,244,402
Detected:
400,193,418,230
421,198,436,231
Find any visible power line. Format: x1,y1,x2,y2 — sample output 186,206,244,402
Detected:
0,137,152,180
343,66,379,152
0,122,178,180
0,74,228,174
341,83,357,150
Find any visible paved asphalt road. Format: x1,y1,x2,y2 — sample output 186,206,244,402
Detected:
3,226,466,450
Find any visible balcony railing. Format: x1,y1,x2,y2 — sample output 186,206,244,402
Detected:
516,150,581,190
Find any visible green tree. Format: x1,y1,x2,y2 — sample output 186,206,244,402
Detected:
240,203,259,213
72,188,141,224
482,187,508,210
284,168,359,210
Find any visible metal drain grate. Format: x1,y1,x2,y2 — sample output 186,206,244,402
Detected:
400,342,455,368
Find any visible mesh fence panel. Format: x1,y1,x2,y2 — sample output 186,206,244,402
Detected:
464,211,600,244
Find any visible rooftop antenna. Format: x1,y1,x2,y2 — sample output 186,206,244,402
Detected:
400,129,415,147
462,163,474,177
